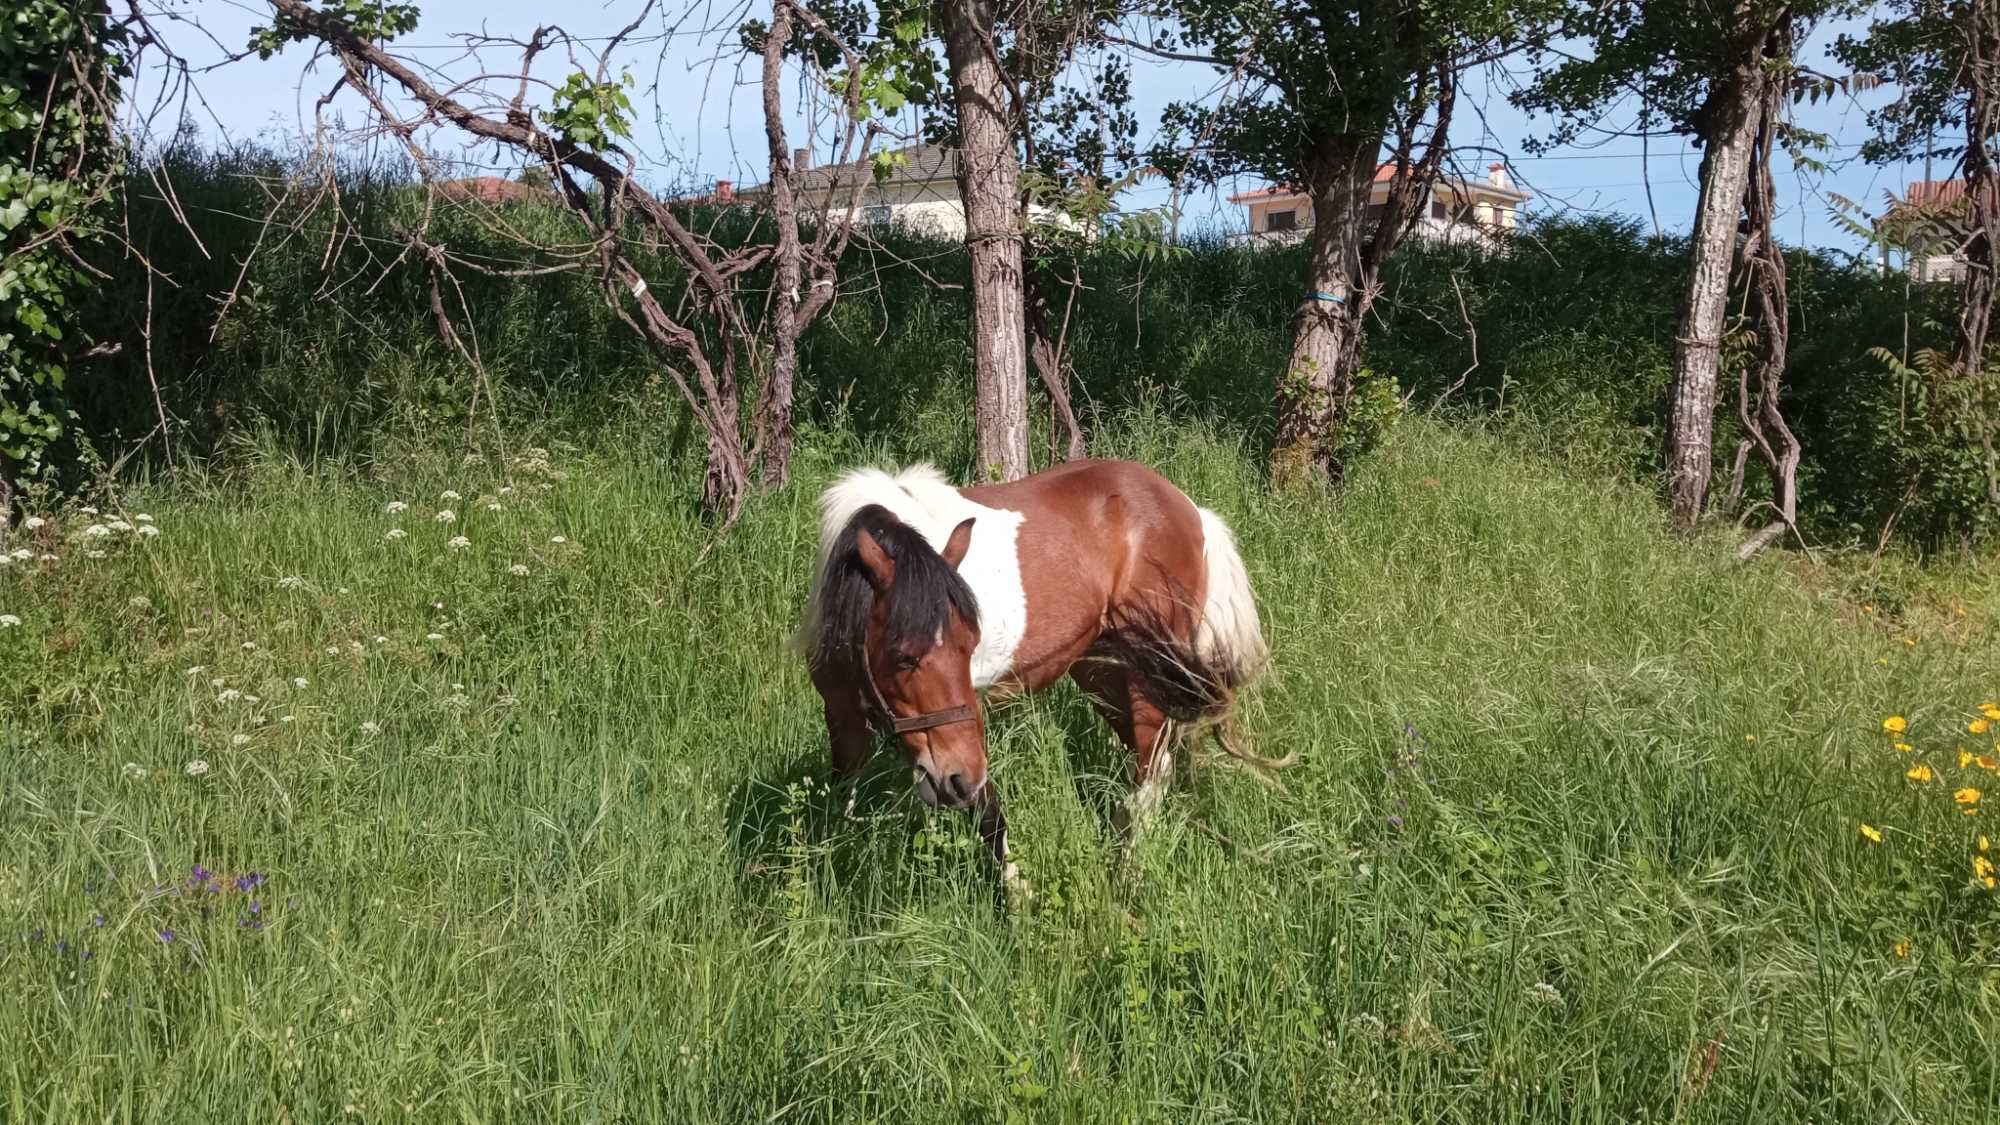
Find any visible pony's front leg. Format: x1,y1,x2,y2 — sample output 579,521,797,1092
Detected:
820,683,873,820
976,789,1031,904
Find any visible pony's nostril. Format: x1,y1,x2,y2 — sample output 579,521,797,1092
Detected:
949,772,973,804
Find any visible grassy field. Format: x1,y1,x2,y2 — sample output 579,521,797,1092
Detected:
4,411,2000,1123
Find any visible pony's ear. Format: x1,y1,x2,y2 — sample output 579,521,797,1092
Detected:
854,527,895,590
940,517,976,569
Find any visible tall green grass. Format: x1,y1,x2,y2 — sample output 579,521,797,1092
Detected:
4,409,1997,1122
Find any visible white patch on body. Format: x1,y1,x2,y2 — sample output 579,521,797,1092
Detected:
808,464,1026,688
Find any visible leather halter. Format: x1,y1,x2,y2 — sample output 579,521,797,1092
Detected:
857,637,979,735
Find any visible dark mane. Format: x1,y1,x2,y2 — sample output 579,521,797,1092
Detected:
810,504,980,675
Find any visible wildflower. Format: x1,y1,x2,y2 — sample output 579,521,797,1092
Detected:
386,501,409,514
186,666,205,676
1744,734,1756,743
1894,939,1910,958
293,677,309,689
121,762,146,780
442,693,470,709
231,734,251,747
347,640,363,653
134,514,153,523
1904,637,1917,647
278,576,306,590
210,677,225,688
485,502,502,512
434,509,456,524
136,525,160,538
82,524,110,538
1907,763,1935,782
1858,823,1883,843
85,550,106,559
447,536,471,551
159,929,175,943
106,519,133,533
1962,748,1977,768
373,635,388,644
279,715,295,724
0,614,20,629
508,563,529,577
1972,719,1993,735
7,548,26,561
1956,787,1983,806
1981,835,1991,853
385,529,407,541
1862,604,1875,614
22,516,44,530
241,641,258,652
1977,855,1998,889
1895,742,1914,753
441,490,462,501
128,595,151,610
1882,716,1908,734
1981,702,2000,721
425,632,444,641
184,760,210,777
359,721,381,736
217,689,243,703
1525,982,1563,1006
550,535,567,544
498,485,514,495
325,646,342,657
79,506,98,515
1984,755,2000,772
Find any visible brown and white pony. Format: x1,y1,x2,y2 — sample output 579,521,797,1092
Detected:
798,459,1271,887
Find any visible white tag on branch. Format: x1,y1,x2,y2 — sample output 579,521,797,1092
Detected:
630,276,648,298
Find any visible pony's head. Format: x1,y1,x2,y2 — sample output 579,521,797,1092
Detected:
810,505,987,808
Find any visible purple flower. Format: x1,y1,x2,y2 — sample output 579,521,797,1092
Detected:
248,900,261,915
29,927,43,942
92,914,104,928
81,949,94,961
1386,815,1404,828
235,873,266,892
205,880,221,894
158,929,175,943
191,865,210,882
55,940,69,954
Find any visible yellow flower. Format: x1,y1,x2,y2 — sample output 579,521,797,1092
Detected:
1863,604,1876,614
1961,748,1977,768
1859,823,1884,843
1980,703,2000,721
1957,606,1969,617
1980,754,1999,771
1893,939,1910,958
1875,657,1890,666
1972,718,1993,735
1882,716,1908,734
1980,835,1991,853
1744,734,1757,743
1904,637,1918,647
1895,742,1914,753
1956,787,1983,805
1907,764,1935,782
1977,855,1998,889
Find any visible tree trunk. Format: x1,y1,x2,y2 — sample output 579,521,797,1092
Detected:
1667,62,1764,532
752,0,801,487
937,0,1029,481
1272,136,1371,486
1025,254,1085,461
1958,0,2000,508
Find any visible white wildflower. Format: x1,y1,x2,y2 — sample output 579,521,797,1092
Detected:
37,554,56,563
279,715,295,724
293,677,309,689
217,689,243,703
278,576,306,590
538,483,554,492
432,601,444,610
245,695,261,704
447,536,471,551
184,759,210,777
133,514,153,523
106,519,134,533
0,556,9,567
337,587,350,595
347,640,364,653
550,535,567,544
86,549,106,559
508,563,530,577
121,761,147,780
385,501,409,514
359,721,381,736
433,509,456,524
425,632,445,642
185,666,206,676
0,614,21,628
485,502,502,512
1526,982,1564,1006
498,486,514,496
136,525,160,538
373,635,388,644
79,506,99,516
441,490,462,502
22,516,44,530
241,641,258,651
209,677,226,688
8,548,27,560
442,693,471,710
82,524,111,538
325,645,342,657
127,595,151,609
231,733,252,747
384,528,407,541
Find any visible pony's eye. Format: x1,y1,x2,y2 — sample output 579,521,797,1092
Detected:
894,650,923,671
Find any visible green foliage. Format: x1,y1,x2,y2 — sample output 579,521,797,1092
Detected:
249,0,421,60
1831,0,1978,165
3,412,1999,1121
0,0,125,486
540,71,635,149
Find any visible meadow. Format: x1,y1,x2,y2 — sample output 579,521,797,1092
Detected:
5,397,2000,1122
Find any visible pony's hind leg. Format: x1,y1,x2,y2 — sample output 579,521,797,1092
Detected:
1070,660,1174,843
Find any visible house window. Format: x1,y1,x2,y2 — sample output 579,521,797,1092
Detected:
1431,200,1446,219
863,203,892,226
1265,208,1297,232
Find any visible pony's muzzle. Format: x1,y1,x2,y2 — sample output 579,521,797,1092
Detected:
913,765,984,809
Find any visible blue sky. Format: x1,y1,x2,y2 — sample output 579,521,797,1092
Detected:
137,1,1931,252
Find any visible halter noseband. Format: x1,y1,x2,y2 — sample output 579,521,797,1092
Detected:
856,638,979,735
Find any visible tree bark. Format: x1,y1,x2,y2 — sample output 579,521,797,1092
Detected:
752,0,801,487
1272,134,1374,486
1958,0,2000,508
1025,253,1086,461
1667,53,1765,532
937,0,1029,481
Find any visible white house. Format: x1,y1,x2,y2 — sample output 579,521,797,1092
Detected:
732,143,1082,237
1229,162,1530,247
1875,179,1972,282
